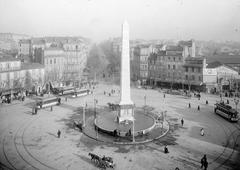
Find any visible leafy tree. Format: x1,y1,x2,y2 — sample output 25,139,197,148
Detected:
25,71,32,90
87,44,108,80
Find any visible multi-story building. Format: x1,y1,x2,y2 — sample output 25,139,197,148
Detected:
183,56,206,91
148,45,185,88
43,47,65,85
62,41,88,86
147,40,206,90
138,44,153,84
0,54,44,95
18,39,32,56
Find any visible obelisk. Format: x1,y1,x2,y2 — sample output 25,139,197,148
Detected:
118,21,134,123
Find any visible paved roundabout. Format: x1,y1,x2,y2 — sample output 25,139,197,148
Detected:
0,83,240,170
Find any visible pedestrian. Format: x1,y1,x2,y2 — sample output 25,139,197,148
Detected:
201,154,208,170
206,100,208,105
58,98,61,104
57,130,61,138
164,145,169,153
200,128,204,136
181,118,184,126
198,105,200,111
188,103,191,108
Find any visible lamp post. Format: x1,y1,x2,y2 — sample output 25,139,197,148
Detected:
144,95,146,114
132,107,135,142
82,102,86,128
144,95,146,106
94,98,98,139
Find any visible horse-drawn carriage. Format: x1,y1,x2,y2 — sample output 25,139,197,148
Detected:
89,153,115,169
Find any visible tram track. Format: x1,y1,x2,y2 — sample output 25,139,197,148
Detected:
1,121,25,170
201,105,240,169
21,117,58,170
214,123,240,169
2,132,16,170
1,111,61,170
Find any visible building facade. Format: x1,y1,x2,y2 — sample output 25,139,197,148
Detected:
0,54,44,94
43,47,65,85
18,39,32,56
183,57,206,91
62,41,88,86
203,61,239,93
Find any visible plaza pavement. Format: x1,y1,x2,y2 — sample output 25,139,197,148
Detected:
0,83,239,170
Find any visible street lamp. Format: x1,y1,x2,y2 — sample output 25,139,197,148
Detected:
82,102,86,128
94,98,98,139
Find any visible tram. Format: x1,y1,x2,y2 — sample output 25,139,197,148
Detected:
214,102,239,122
72,89,90,98
53,87,75,96
36,96,61,109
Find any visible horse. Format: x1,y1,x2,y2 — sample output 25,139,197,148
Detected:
102,156,113,163
88,153,101,163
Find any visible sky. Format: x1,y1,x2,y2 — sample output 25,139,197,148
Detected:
0,0,240,42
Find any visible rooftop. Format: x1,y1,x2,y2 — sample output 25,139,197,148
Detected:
178,40,194,47
166,45,183,51
206,61,238,72
0,55,20,62
19,39,31,44
207,54,240,64
206,61,222,68
21,62,44,70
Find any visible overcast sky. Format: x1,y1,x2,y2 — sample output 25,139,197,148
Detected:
0,0,240,42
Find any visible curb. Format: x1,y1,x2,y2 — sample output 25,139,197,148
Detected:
82,120,170,145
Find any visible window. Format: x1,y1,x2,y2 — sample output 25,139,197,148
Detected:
50,59,52,64
199,76,202,81
173,57,175,61
192,75,195,80
168,72,170,77
185,67,188,72
168,57,170,60
198,68,201,73
54,58,56,64
168,65,170,69
173,65,176,70
192,67,194,72
185,75,188,80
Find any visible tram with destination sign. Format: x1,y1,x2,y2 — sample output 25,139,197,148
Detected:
36,96,61,109
214,102,239,122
